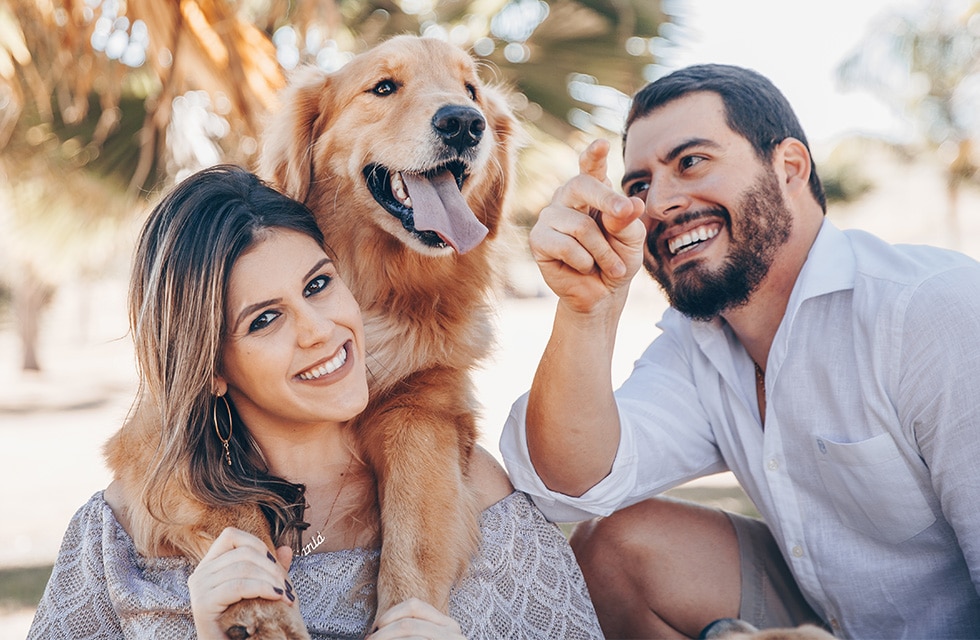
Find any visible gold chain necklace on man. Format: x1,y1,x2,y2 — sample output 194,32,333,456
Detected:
296,458,353,557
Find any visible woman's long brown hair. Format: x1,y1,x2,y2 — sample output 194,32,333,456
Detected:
129,165,335,548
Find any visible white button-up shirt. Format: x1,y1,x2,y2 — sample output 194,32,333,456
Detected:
501,220,980,639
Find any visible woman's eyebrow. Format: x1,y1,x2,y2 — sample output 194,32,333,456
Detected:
231,257,334,330
303,257,333,282
234,297,280,330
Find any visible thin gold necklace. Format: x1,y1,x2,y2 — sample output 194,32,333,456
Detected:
296,458,353,557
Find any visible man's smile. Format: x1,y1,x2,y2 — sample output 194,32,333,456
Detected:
667,223,721,256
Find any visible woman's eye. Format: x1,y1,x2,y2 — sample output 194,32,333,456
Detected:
304,274,331,297
249,310,280,333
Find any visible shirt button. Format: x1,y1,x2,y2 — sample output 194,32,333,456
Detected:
767,459,779,471
792,545,804,557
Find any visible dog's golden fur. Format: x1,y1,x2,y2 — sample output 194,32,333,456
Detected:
105,35,517,637
258,34,518,614
701,618,836,640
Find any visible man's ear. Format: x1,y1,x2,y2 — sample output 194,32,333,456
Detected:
774,137,812,196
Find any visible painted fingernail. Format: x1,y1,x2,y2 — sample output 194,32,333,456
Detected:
284,580,293,594
285,589,295,602
267,551,277,563
273,587,284,595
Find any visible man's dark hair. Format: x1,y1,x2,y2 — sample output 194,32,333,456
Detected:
625,64,826,213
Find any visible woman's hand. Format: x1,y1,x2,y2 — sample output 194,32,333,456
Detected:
188,527,295,640
368,598,465,639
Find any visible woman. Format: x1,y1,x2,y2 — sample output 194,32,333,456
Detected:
28,165,602,639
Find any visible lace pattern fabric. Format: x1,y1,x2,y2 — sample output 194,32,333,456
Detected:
28,491,602,639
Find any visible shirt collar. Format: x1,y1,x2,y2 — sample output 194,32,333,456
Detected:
789,218,855,307
688,218,856,377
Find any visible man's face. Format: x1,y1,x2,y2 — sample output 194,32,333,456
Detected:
621,91,792,320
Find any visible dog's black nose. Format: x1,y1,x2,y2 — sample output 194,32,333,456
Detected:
432,105,485,151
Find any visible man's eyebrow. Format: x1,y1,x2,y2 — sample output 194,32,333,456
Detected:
621,169,648,190
621,137,721,190
663,137,719,163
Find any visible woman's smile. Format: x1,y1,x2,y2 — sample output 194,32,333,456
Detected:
296,340,352,382
218,229,369,430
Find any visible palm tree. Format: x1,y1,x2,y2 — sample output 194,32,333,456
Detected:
1,0,288,370
1,0,670,370
836,0,980,246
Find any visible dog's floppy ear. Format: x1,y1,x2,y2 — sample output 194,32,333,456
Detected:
475,84,521,232
483,85,520,177
258,66,331,203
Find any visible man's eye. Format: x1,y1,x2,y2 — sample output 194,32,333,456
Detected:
679,155,705,171
625,181,649,198
249,310,280,333
304,275,331,297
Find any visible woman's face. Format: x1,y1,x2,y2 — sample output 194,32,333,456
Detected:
216,228,369,435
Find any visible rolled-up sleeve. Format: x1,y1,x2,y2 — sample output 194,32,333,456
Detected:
500,310,728,523
499,391,643,522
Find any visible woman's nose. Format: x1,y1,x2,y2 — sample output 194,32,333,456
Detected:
296,306,333,347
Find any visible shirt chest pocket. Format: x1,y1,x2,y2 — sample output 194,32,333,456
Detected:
813,433,936,544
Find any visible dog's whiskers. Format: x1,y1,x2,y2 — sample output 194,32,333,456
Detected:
364,350,394,386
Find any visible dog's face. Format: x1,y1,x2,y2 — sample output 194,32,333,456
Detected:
261,35,516,258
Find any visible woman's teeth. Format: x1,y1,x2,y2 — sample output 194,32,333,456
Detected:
298,347,348,380
669,226,719,255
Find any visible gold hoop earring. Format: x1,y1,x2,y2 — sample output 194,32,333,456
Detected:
213,395,233,466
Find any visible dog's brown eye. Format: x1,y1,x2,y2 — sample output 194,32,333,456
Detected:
465,83,477,101
372,79,398,96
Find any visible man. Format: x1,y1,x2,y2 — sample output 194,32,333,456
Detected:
500,64,980,638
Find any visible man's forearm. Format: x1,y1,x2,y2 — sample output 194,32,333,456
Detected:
525,295,625,496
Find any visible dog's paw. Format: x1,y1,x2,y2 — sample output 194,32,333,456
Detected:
217,598,311,640
700,618,836,640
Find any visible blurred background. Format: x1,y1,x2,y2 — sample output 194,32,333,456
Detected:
2,0,979,635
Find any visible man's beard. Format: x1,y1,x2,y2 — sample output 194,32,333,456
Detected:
644,167,793,321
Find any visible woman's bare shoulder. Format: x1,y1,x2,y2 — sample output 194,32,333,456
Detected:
469,446,515,511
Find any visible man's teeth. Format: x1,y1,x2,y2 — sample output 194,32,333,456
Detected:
668,226,719,255
390,172,413,208
298,347,348,380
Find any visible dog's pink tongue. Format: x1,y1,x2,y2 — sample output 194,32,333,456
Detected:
402,171,488,254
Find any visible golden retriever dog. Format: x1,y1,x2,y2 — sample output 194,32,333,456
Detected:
258,34,517,616
105,35,516,638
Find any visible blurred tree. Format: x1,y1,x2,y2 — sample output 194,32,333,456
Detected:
1,0,672,371
836,0,980,246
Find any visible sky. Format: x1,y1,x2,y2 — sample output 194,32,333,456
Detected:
660,0,914,146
